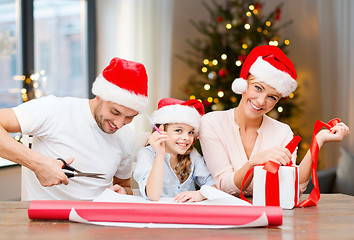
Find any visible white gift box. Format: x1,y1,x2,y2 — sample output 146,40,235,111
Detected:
253,165,299,209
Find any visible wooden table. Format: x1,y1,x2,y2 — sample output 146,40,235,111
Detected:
1,194,354,240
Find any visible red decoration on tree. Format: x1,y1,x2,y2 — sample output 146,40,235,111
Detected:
275,8,281,21
218,69,228,78
254,3,262,10
238,55,247,62
203,99,213,107
216,17,223,22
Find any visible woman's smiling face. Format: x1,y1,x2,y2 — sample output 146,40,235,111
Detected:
241,76,281,118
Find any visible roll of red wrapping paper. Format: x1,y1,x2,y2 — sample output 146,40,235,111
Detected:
28,201,282,226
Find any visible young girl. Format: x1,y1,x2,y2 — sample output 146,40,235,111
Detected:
133,98,215,202
199,45,350,197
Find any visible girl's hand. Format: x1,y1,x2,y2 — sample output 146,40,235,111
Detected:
316,122,350,147
249,147,292,166
148,125,169,157
174,190,206,203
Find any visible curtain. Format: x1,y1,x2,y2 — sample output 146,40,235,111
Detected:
318,0,354,166
96,0,174,133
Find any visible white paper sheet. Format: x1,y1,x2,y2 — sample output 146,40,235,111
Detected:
93,186,251,206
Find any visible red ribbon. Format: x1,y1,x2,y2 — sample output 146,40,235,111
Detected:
240,135,301,205
297,118,340,207
265,169,280,206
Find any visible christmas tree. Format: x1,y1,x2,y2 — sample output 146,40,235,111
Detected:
181,0,300,122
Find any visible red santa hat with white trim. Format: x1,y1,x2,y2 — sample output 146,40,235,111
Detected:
92,57,148,113
232,45,297,97
150,98,205,135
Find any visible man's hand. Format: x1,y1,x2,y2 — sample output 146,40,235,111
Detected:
33,157,74,187
109,184,128,194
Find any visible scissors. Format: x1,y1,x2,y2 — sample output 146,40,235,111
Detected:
57,158,106,179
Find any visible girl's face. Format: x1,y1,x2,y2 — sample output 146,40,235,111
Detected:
241,79,281,119
164,123,195,157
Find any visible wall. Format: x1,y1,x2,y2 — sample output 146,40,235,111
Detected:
0,165,21,200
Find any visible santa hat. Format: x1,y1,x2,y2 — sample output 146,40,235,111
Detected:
92,57,148,113
150,98,205,135
232,45,297,97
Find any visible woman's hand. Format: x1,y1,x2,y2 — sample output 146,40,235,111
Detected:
316,122,350,147
174,190,206,203
147,125,169,157
248,147,292,166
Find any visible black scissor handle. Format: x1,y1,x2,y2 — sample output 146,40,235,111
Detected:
57,158,76,172
64,172,75,178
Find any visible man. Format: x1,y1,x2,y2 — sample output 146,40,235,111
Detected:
0,57,148,200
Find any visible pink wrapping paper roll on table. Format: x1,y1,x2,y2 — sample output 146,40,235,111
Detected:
28,200,282,226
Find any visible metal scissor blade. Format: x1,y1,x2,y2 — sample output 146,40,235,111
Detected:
73,173,106,179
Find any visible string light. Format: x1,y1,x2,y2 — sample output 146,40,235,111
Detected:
226,23,232,29
204,84,211,90
242,44,248,49
202,67,208,73
263,29,268,35
284,39,290,45
257,27,262,32
214,98,219,103
249,5,254,10
277,106,283,113
269,41,279,46
190,95,196,100
212,59,218,65
208,71,217,80
217,91,224,97
266,21,271,27
203,59,209,65
230,96,237,103
13,75,25,81
207,97,213,103
235,60,242,66
289,93,294,98
246,11,252,17
244,24,251,30
221,54,227,60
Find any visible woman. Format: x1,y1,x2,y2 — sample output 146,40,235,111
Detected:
199,45,350,197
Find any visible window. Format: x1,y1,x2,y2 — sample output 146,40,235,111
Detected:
0,0,95,166
0,0,21,108
33,0,88,98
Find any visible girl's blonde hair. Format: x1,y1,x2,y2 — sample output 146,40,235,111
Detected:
147,124,192,183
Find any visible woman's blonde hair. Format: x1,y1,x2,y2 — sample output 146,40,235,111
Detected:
247,74,258,84
147,124,192,183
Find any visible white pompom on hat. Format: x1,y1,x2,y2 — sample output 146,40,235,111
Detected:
232,45,297,97
92,57,148,113
150,98,205,135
